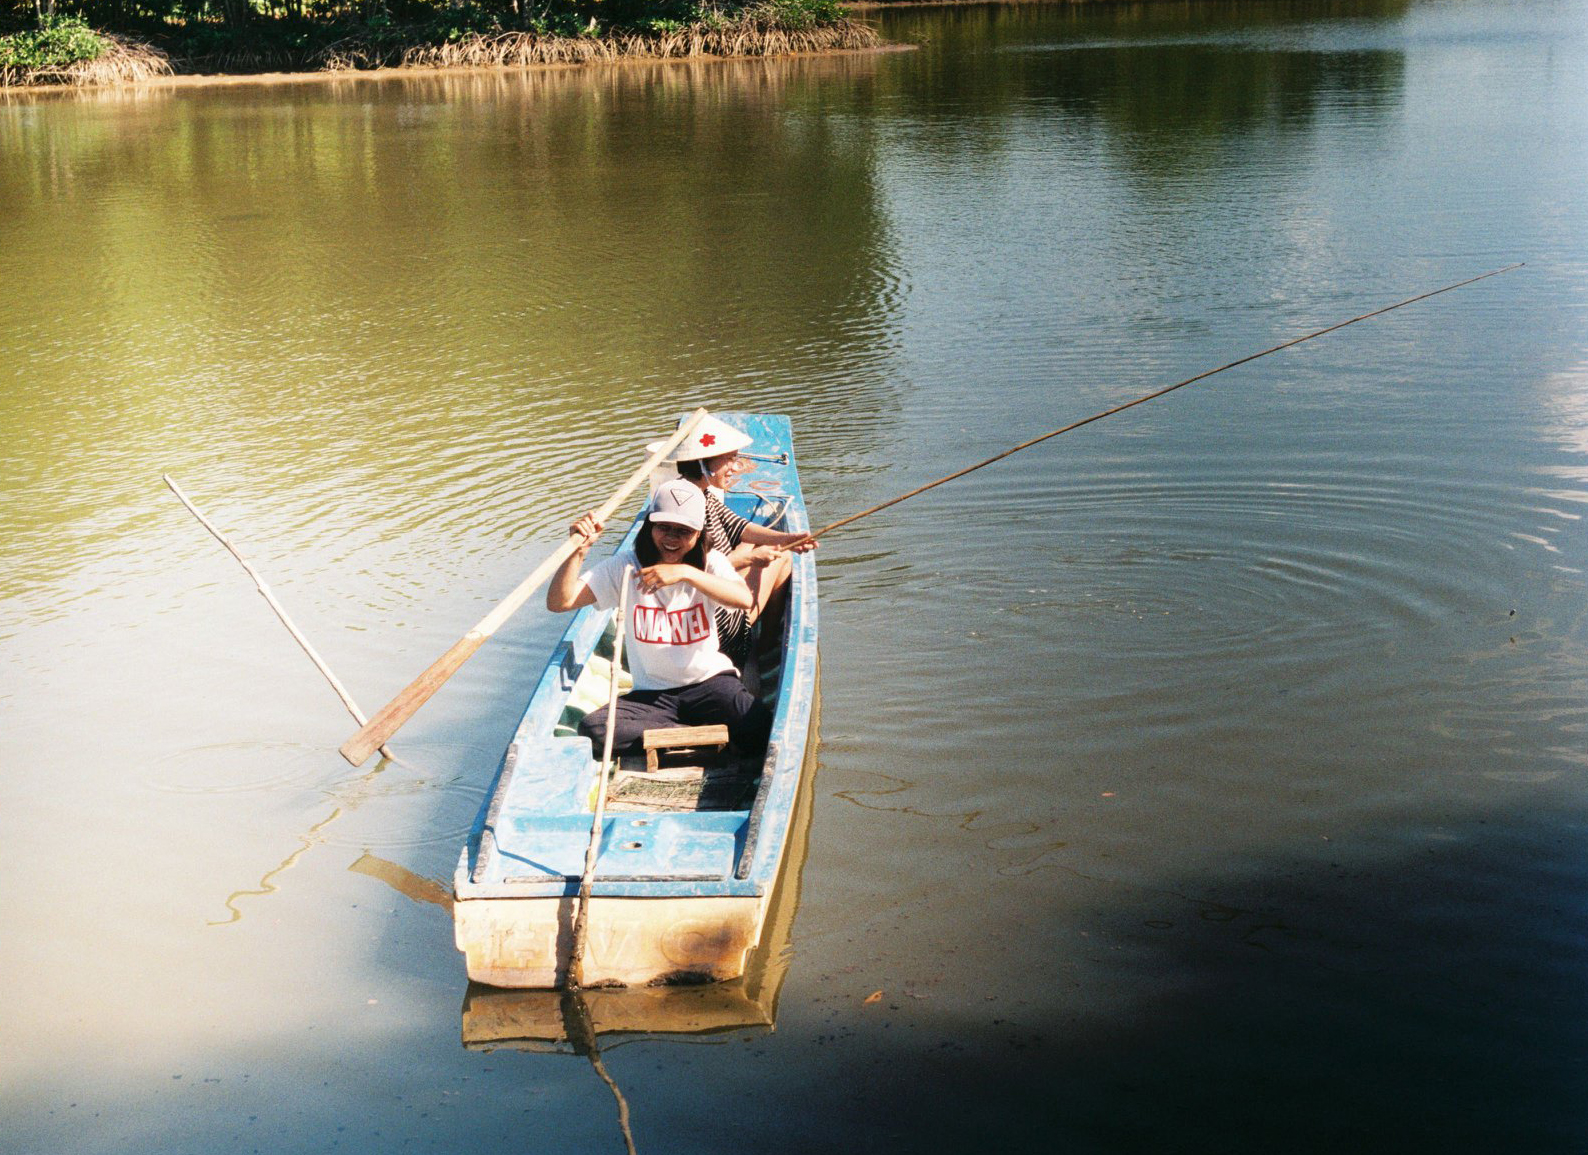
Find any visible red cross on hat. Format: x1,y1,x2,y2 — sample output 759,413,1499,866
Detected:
644,414,753,462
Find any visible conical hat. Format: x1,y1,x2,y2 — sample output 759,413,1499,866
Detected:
647,414,753,462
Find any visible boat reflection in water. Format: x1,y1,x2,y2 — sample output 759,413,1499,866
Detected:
460,695,819,1053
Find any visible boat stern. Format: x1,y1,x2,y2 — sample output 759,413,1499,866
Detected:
453,894,764,988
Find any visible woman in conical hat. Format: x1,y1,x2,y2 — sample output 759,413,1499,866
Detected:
649,414,814,666
646,413,755,467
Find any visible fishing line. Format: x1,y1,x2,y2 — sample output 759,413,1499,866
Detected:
799,263,1525,543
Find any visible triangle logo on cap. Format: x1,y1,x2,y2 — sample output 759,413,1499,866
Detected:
648,479,706,531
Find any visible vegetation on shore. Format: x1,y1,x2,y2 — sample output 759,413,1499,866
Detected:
0,0,878,86
0,14,167,84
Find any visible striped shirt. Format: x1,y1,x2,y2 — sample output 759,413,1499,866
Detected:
704,490,753,665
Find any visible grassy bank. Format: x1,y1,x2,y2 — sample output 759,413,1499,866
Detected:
0,0,880,87
0,16,169,84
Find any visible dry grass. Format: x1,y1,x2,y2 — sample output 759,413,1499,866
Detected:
174,41,316,75
1,13,880,87
322,18,881,71
1,34,172,88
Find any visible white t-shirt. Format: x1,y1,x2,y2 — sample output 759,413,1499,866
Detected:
579,547,746,691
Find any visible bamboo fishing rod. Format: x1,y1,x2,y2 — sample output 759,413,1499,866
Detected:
796,263,1524,545
165,473,399,764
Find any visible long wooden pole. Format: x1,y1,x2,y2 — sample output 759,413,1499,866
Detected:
797,264,1524,544
339,409,708,766
569,568,630,991
559,987,640,1155
164,474,398,763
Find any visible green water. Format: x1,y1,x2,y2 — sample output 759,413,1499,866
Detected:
3,1,1586,1150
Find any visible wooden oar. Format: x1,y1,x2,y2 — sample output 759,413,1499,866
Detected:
164,474,397,763
339,409,708,766
569,568,631,991
789,264,1525,546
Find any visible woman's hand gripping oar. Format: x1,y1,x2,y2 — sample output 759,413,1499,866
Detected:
339,409,708,766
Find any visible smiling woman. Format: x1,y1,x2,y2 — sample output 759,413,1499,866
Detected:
548,477,771,758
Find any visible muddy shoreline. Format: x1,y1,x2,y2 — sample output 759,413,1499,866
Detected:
2,12,901,92
0,42,915,98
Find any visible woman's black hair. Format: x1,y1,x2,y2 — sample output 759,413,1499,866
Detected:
635,515,707,570
676,458,708,481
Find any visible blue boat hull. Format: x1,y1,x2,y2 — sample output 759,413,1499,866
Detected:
454,413,818,988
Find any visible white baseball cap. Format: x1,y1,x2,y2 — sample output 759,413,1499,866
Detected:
647,479,706,531
648,414,753,462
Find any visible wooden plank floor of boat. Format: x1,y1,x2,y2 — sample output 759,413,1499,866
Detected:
606,748,760,812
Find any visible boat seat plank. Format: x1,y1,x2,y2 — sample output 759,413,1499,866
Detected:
643,724,730,773
643,724,730,750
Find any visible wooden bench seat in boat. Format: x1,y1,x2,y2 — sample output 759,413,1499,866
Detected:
642,724,730,773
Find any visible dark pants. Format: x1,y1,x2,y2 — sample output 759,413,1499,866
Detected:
578,672,772,756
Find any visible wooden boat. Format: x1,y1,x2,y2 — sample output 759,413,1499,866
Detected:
460,705,819,1044
453,413,818,988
